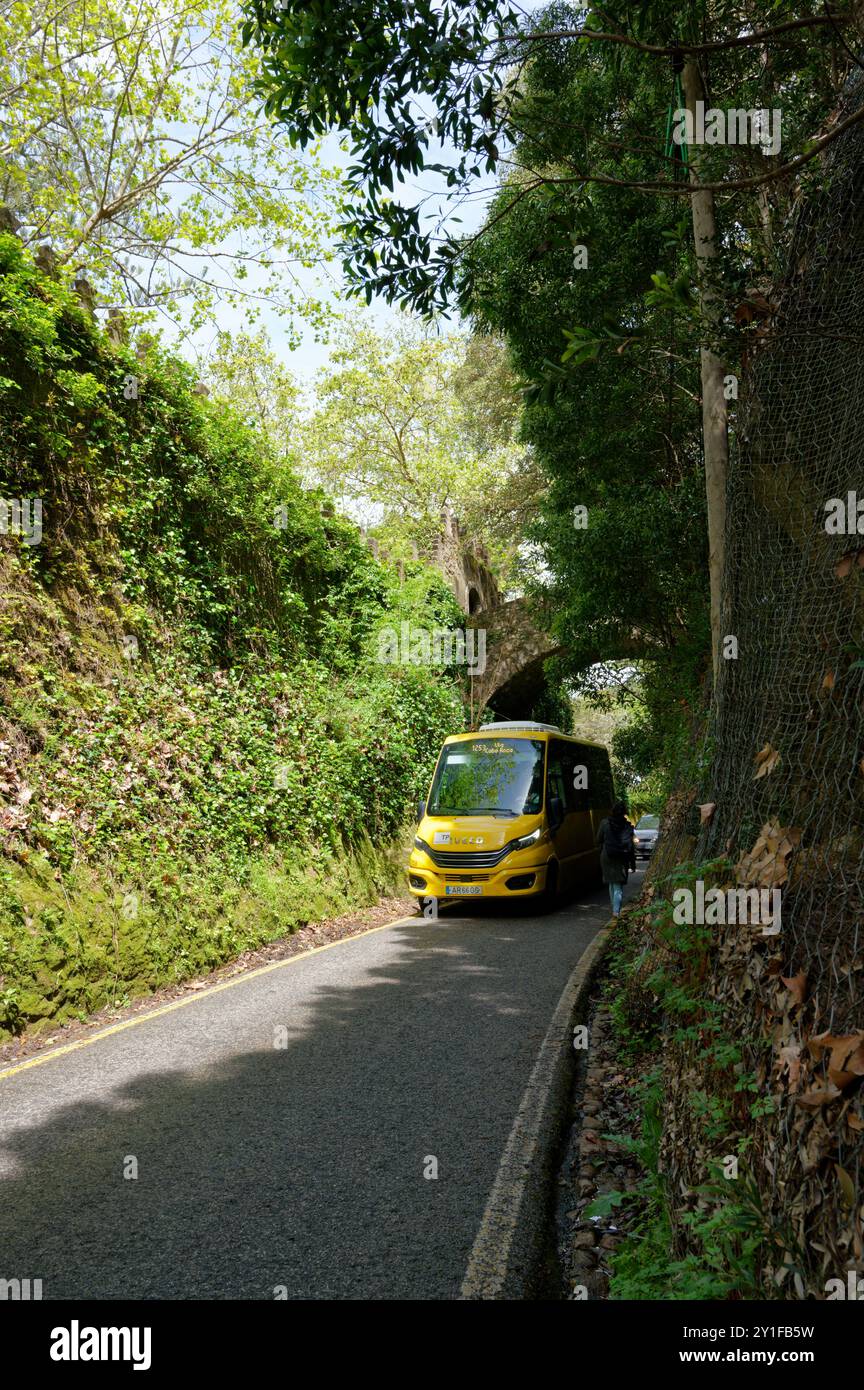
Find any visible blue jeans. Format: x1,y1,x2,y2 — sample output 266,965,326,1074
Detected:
609,882,624,916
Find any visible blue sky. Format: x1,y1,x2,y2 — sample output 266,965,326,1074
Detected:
187,118,497,385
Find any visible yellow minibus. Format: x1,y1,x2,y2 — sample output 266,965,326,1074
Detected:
407,721,615,908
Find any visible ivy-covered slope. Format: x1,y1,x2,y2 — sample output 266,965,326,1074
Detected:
0,237,464,1038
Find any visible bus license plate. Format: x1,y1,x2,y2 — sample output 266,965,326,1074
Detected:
446,884,483,895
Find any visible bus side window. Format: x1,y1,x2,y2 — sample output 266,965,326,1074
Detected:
587,747,614,810
565,749,591,812
546,744,567,817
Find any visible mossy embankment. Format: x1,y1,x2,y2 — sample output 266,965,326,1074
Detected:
0,238,465,1039
1,836,407,1035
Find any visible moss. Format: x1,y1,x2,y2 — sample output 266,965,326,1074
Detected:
13,989,57,1020
0,248,458,1043
0,832,407,1040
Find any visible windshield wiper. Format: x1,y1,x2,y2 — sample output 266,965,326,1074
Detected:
464,807,517,817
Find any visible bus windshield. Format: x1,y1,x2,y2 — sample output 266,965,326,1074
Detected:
427,738,545,818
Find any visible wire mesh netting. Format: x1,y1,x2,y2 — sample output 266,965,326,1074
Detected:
652,67,864,1291
706,76,864,1023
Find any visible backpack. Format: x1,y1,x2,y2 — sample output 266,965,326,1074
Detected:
604,817,632,860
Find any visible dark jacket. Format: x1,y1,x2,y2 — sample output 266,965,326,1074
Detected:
597,816,636,885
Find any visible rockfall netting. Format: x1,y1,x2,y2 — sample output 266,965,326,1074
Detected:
653,67,864,1295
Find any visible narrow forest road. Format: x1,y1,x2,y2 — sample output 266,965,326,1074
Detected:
0,882,634,1300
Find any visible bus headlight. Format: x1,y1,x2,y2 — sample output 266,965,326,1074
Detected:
509,828,542,853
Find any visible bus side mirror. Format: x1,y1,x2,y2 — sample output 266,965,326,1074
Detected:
548,795,564,832
416,800,426,823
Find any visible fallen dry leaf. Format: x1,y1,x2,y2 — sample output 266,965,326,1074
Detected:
835,1164,856,1209
776,1043,802,1090
822,670,835,692
736,822,801,888
807,1031,864,1090
698,802,716,824
781,972,807,1006
835,549,864,579
754,744,781,779
795,1084,842,1109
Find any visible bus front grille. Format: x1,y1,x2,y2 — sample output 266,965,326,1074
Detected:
429,847,509,869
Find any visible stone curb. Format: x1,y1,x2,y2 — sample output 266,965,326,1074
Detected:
459,919,615,1300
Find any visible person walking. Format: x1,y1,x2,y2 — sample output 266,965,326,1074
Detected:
596,800,636,919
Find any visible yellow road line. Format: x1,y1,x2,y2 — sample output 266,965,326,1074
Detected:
0,912,417,1082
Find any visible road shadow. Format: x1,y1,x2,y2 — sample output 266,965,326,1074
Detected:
435,866,643,921
0,894,608,1301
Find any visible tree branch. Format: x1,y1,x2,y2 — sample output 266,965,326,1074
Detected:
510,10,856,59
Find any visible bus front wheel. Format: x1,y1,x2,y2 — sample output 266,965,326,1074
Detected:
539,862,559,913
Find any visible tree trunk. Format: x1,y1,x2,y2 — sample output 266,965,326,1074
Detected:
682,59,728,684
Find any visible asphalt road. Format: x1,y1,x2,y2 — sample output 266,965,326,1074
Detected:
0,878,636,1300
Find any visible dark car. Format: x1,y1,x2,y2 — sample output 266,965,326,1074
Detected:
633,813,660,861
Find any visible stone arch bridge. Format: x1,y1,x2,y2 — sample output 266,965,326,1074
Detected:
429,512,563,718
465,597,564,720
364,508,563,719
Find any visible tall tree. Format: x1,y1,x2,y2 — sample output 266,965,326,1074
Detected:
243,0,858,310
300,312,535,588
0,0,343,337
204,329,299,461
682,54,727,679
243,0,860,671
